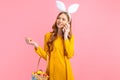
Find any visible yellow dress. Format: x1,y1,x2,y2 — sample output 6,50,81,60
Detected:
35,32,74,80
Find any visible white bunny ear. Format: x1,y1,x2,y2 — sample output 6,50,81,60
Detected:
56,0,66,11
68,4,79,14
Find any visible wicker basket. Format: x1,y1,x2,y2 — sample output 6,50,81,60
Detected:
32,56,49,80
32,72,49,80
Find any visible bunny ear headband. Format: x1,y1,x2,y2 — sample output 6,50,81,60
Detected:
56,0,80,21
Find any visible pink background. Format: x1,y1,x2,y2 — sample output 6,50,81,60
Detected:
0,0,120,80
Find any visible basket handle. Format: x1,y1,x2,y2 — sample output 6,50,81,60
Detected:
37,57,41,70
37,55,49,71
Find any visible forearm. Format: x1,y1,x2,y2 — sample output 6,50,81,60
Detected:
34,46,48,60
64,37,74,59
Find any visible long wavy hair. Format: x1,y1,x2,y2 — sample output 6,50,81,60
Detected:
47,12,72,53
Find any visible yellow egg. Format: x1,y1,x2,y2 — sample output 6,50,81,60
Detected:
37,70,42,75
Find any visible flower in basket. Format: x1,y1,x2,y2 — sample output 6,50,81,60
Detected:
43,73,49,78
32,73,39,80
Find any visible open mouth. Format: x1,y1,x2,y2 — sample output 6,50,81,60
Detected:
57,23,64,27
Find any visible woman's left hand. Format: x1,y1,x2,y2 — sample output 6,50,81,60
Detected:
62,23,70,39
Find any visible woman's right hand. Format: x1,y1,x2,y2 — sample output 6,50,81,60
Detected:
25,37,38,47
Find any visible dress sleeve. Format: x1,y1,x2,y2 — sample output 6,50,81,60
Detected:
34,33,51,60
64,35,74,59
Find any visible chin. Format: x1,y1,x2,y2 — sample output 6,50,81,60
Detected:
57,26,63,29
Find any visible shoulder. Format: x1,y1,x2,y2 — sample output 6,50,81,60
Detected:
70,34,74,39
71,34,74,38
69,34,74,41
45,32,52,37
44,32,52,39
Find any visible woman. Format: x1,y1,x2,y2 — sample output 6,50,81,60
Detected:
25,11,74,80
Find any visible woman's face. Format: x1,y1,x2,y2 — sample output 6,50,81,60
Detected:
56,13,69,29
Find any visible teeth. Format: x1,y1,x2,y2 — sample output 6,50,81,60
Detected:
58,23,62,26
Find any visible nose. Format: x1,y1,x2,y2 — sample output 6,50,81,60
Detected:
59,19,63,23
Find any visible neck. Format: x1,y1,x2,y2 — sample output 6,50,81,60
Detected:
57,28,62,36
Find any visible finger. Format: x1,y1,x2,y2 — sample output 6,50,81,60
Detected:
65,23,70,29
66,23,70,29
25,39,30,44
62,27,65,32
25,37,28,41
28,38,32,41
26,38,32,44
64,25,67,30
